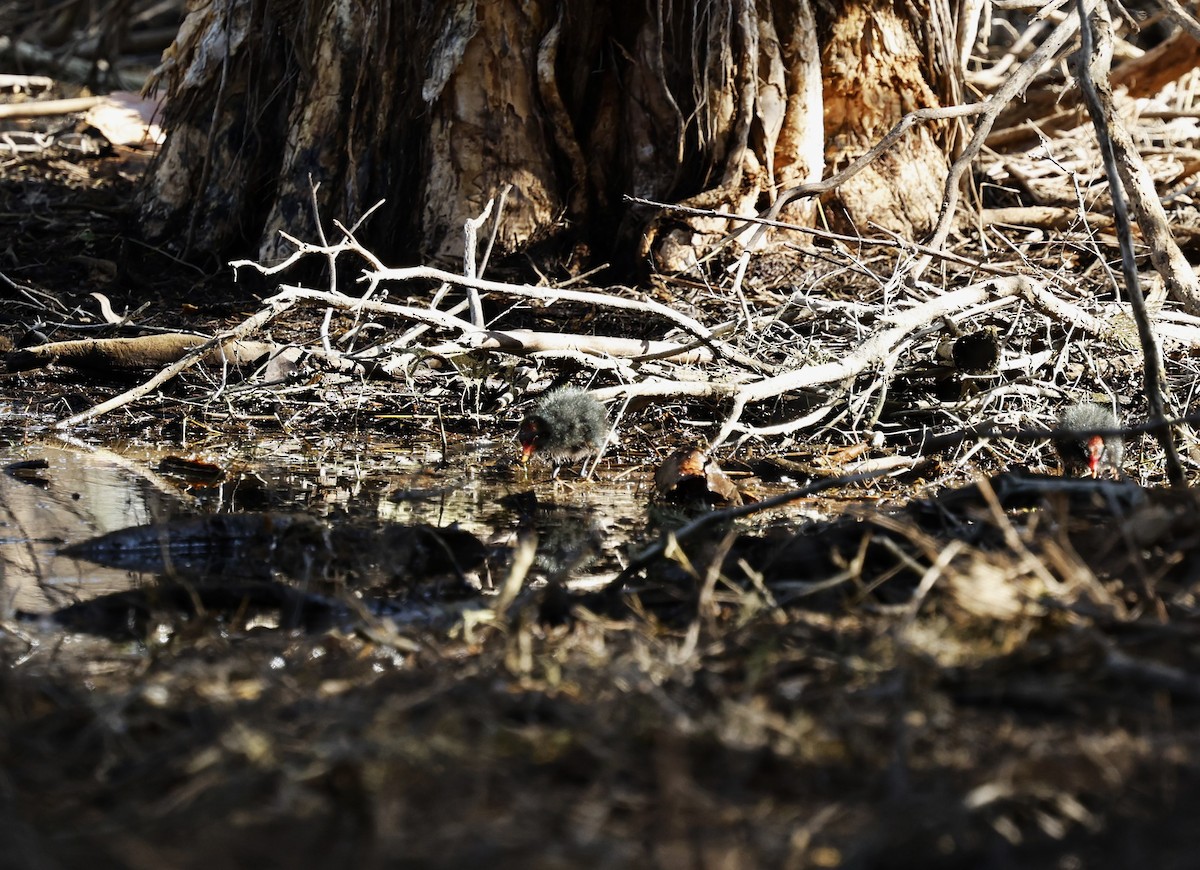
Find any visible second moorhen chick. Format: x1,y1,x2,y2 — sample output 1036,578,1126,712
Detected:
1053,402,1124,478
518,388,609,464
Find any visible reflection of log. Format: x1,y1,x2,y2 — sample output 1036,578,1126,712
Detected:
62,512,487,586
40,582,346,639
6,334,277,372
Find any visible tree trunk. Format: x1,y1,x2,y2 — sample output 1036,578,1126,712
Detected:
819,0,959,238
140,0,960,271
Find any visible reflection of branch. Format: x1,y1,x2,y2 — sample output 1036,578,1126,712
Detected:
603,466,898,597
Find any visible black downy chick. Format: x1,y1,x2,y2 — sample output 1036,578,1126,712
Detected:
518,388,609,464
1053,403,1124,478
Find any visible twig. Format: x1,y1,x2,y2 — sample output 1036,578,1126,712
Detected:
0,270,71,313
307,178,337,356
463,196,496,326
478,184,511,279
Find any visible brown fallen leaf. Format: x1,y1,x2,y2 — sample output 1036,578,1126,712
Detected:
654,447,742,507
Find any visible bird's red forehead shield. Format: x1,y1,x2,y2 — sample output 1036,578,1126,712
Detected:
1086,435,1104,476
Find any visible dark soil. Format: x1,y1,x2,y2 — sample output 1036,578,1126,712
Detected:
4,110,1200,870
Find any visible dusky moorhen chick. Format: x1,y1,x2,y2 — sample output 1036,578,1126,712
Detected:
518,388,609,464
1053,403,1124,478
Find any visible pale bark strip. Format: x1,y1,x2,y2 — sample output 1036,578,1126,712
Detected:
536,7,588,219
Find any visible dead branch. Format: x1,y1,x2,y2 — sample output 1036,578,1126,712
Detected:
0,96,105,119
425,330,711,365
980,206,1115,232
626,195,1016,277
272,285,710,367
593,275,1032,451
364,264,772,373
1075,0,1186,487
365,264,709,340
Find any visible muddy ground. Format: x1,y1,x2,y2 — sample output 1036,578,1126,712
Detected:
4,116,1200,870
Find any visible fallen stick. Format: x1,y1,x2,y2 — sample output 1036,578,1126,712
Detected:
55,293,301,429
0,96,105,120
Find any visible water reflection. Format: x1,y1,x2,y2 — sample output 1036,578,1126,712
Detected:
0,444,184,614
0,438,653,623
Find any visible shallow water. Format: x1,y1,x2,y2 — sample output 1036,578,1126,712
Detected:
0,437,659,620
0,443,180,614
